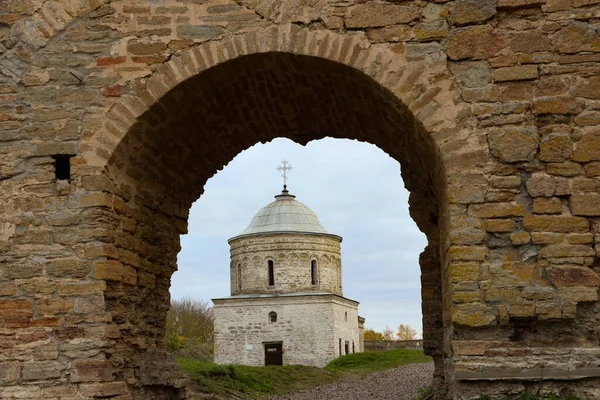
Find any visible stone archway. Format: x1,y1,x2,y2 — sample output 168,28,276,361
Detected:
3,1,600,399
88,25,465,398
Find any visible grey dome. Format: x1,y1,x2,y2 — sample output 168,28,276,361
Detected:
235,189,329,237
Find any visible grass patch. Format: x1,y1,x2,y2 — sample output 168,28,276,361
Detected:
177,358,339,399
416,386,434,400
178,349,431,399
325,349,432,377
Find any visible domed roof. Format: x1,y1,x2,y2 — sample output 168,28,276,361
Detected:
233,188,330,238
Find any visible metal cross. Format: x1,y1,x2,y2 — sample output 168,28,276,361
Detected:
277,160,293,190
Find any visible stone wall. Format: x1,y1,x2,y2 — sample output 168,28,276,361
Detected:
364,339,424,351
212,293,360,367
229,233,343,296
0,0,599,399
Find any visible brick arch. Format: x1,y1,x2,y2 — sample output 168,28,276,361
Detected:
88,24,469,399
84,25,470,168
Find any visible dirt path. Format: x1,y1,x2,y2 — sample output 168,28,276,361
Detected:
263,362,434,400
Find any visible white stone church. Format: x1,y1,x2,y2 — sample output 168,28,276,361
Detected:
212,183,364,367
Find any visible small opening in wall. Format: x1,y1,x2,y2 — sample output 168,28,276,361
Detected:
338,338,342,356
352,341,355,353
344,341,349,355
53,154,72,181
311,260,318,285
269,311,277,323
268,260,274,286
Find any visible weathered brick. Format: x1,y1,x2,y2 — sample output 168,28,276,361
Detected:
71,360,114,383
487,127,538,162
345,4,419,28
0,362,21,384
126,40,167,56
585,162,600,177
37,298,73,315
470,202,526,218
539,244,595,258
524,215,589,233
510,31,554,54
414,20,448,40
526,174,556,197
73,293,105,314
446,25,508,60
572,131,600,162
533,197,562,214
176,25,227,40
486,219,516,232
539,133,572,162
547,162,583,177
450,0,496,26
58,281,107,296
449,262,481,282
47,258,90,278
367,26,412,43
494,65,538,82
449,246,488,261
534,96,583,115
22,361,68,381
452,303,496,327
570,194,600,216
553,22,600,54
510,231,531,245
92,261,136,285
0,299,34,317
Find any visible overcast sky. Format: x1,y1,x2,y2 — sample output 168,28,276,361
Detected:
171,137,427,337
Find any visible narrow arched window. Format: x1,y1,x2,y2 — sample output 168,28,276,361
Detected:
269,312,277,323
237,264,242,291
311,260,318,285
268,260,274,286
345,311,348,322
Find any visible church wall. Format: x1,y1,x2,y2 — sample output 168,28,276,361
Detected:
332,299,361,357
213,294,355,367
229,233,343,296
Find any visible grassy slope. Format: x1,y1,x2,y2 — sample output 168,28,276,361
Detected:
178,349,432,399
326,348,432,376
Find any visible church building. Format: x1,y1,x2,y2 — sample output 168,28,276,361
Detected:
212,165,364,367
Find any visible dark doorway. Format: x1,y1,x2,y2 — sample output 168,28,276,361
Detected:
264,342,283,366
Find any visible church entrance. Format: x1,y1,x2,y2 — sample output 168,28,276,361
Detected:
264,342,284,366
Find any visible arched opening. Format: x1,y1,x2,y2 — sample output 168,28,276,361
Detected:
311,260,318,286
269,312,278,323
104,51,447,398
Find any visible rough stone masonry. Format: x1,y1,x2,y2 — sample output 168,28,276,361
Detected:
0,0,599,399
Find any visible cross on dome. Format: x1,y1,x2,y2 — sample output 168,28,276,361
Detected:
277,160,293,191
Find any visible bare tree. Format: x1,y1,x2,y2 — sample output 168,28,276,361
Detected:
166,297,213,350
381,325,395,340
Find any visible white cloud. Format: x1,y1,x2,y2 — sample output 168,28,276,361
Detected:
172,138,427,337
